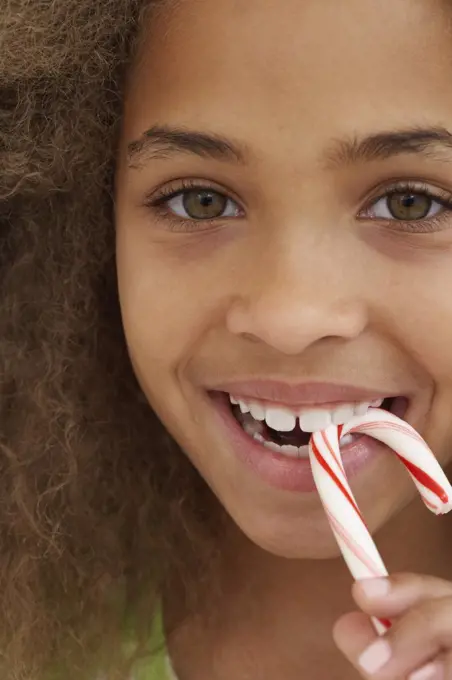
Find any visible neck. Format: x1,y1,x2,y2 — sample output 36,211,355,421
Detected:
166,495,452,679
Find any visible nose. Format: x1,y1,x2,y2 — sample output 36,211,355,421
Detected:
226,237,369,356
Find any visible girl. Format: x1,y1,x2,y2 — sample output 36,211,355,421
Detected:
3,0,452,678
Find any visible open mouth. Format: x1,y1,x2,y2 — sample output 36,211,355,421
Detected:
225,394,409,459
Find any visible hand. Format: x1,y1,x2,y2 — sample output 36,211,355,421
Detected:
333,573,452,680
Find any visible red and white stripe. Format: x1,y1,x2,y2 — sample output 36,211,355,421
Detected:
309,408,452,635
341,409,452,515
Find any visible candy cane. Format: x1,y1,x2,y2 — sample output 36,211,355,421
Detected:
309,408,452,635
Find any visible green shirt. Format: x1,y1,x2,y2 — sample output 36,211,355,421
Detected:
124,609,175,680
131,651,173,680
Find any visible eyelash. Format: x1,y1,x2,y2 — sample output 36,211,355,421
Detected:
359,180,452,233
144,178,452,234
144,178,243,232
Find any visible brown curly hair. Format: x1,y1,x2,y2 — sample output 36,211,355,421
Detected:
0,2,223,678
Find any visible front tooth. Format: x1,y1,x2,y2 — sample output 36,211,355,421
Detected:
249,403,266,421
239,400,250,414
354,402,370,416
371,399,384,407
265,407,296,432
299,409,332,432
229,395,239,405
331,404,355,426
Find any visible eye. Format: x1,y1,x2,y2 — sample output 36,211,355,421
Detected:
166,189,241,220
367,191,443,221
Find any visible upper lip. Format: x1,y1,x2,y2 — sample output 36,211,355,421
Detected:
209,380,398,407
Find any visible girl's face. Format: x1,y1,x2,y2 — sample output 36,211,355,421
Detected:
116,0,452,558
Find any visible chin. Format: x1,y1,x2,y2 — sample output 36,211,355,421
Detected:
223,499,346,559
221,484,410,561
242,521,344,559
259,537,345,560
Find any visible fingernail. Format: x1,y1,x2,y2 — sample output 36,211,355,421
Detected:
409,662,443,680
358,639,392,675
358,578,391,599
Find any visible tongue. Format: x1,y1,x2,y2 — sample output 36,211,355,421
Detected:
265,422,311,448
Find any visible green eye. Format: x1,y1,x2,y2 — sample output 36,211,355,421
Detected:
367,190,443,222
182,190,228,219
167,189,240,220
386,192,433,220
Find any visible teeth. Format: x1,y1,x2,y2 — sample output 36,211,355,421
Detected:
332,405,355,425
280,444,302,458
264,407,296,432
263,440,283,453
355,402,371,416
261,439,309,458
243,420,262,437
299,410,332,432
230,393,387,432
249,403,266,421
253,432,356,459
239,400,250,414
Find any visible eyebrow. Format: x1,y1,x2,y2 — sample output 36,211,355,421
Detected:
325,126,452,167
127,124,452,169
127,124,247,167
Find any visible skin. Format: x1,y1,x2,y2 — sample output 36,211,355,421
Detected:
116,0,452,676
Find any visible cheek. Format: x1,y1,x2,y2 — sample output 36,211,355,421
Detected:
384,255,452,381
116,233,228,385
372,258,452,461
116,214,243,353
119,269,202,376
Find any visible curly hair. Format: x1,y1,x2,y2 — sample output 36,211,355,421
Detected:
0,2,223,678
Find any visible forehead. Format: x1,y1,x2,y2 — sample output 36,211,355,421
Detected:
123,0,452,156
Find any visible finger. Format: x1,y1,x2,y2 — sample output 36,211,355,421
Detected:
333,611,378,670
339,596,452,679
408,660,444,680
429,648,452,680
352,574,452,619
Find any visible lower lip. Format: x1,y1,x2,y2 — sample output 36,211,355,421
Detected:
211,393,393,493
